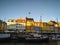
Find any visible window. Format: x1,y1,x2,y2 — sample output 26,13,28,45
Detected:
50,26,54,30
11,20,14,22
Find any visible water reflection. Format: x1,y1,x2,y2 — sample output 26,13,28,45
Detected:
25,43,48,45
0,41,57,45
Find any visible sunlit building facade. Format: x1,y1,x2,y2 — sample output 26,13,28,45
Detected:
26,17,34,32
7,18,26,32
7,19,16,25
7,17,60,33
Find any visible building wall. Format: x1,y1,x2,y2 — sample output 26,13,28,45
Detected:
2,22,7,31
0,20,2,31
0,20,7,32
34,26,40,32
7,24,16,30
26,18,34,32
42,22,50,31
7,17,60,33
7,24,26,32
7,19,16,25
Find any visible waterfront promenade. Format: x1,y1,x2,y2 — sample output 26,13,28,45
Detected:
0,31,60,45
0,31,60,41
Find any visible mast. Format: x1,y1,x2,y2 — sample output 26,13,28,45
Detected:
40,15,42,33
56,18,59,33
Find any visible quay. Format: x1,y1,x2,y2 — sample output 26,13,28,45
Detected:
0,31,60,42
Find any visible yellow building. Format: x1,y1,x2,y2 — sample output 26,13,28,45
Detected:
47,21,59,32
26,17,34,32
42,22,50,31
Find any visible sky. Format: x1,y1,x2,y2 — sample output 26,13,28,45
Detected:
0,0,60,22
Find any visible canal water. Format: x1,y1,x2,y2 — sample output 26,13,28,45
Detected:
0,41,60,45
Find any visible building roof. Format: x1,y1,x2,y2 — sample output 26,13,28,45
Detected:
16,19,26,23
26,17,34,21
